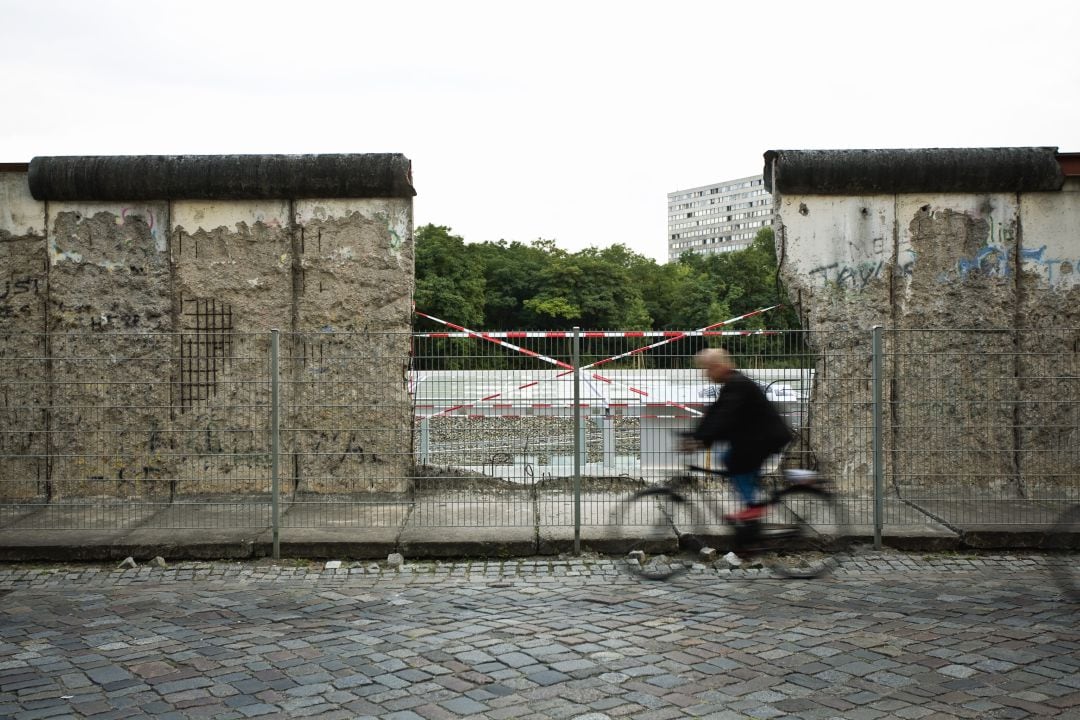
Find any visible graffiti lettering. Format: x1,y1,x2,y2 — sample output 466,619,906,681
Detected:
312,430,384,467
342,437,381,465
835,261,883,290
944,244,1080,284
90,313,143,329
1021,245,1075,284
0,275,42,302
956,245,1010,279
808,256,913,291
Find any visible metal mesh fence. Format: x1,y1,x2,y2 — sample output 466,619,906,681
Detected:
413,329,826,538
0,327,1076,538
0,332,273,529
276,331,413,529
884,328,1080,525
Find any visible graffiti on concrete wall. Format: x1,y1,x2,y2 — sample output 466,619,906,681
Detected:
0,273,43,319
0,274,42,302
941,215,1015,281
1022,246,1077,283
951,245,1010,280
941,244,1078,284
803,218,1077,289
807,241,916,291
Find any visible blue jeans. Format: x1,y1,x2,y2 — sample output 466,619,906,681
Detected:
722,448,761,506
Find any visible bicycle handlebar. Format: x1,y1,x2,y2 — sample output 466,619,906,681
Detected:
685,464,729,476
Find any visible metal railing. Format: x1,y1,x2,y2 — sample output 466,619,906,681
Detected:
0,326,1076,554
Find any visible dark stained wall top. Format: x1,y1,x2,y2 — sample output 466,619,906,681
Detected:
28,154,416,201
763,147,1065,195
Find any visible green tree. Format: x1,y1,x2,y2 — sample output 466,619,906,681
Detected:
414,225,486,327
667,227,798,331
470,239,552,329
523,246,652,329
414,223,799,333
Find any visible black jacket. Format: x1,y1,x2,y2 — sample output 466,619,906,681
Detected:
691,370,794,473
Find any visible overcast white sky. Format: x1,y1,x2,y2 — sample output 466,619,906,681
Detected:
2,0,1078,261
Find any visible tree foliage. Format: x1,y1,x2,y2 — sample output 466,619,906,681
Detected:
413,225,486,327
413,224,800,332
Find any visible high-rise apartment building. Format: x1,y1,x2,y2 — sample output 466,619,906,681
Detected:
667,174,772,262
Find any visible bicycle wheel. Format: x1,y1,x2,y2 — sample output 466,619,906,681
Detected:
762,485,850,579
1048,504,1080,602
612,486,712,580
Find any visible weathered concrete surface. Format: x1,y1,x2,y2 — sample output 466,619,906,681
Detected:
171,199,293,331
0,170,43,238
0,173,48,501
283,199,415,493
45,204,175,501
293,199,413,331
770,149,1079,502
0,157,416,505
1015,185,1080,489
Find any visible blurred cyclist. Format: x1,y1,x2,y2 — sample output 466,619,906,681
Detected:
682,348,793,522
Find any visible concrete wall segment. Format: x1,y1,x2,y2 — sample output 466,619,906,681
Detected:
47,202,172,332
0,155,416,501
0,172,44,238
765,147,1064,195
894,193,1019,328
774,194,896,335
286,198,414,489
0,172,48,500
1018,187,1080,291
171,199,293,333
28,154,416,201
769,147,1079,499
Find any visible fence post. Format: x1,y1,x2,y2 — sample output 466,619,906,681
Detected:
872,325,883,550
270,329,281,560
572,326,581,555
601,410,615,468
419,418,430,465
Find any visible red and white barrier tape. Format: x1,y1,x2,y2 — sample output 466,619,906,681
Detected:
577,305,779,373
415,413,699,420
413,304,779,420
414,330,777,339
413,310,574,370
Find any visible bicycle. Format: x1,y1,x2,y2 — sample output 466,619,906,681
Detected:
1048,503,1080,601
612,460,851,580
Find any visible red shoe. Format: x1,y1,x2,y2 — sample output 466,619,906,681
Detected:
724,505,765,523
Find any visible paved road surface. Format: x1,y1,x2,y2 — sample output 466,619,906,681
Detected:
1,551,1078,719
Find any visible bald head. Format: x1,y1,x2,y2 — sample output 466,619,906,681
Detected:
695,348,736,383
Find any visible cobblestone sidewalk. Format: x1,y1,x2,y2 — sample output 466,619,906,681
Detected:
1,551,1078,719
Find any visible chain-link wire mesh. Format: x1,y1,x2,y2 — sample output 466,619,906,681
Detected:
883,328,1079,526
0,332,273,529
0,328,1076,538
275,331,412,529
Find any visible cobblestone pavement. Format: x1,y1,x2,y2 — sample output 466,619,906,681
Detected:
1,551,1078,719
